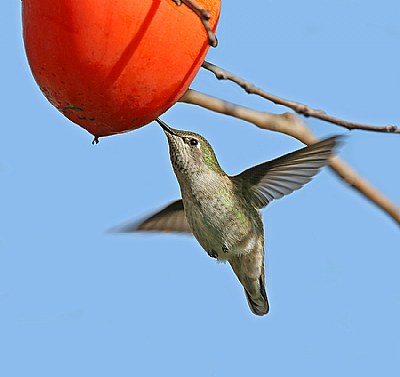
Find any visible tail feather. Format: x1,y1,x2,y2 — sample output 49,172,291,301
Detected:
243,274,269,316
229,252,269,316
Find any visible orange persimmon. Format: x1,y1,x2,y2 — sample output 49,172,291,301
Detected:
22,0,220,137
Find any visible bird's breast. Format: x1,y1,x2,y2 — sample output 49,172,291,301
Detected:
178,170,263,260
183,195,263,261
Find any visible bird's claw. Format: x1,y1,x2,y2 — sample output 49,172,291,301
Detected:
208,250,218,259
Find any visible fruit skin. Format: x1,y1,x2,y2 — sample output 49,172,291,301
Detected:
22,0,220,137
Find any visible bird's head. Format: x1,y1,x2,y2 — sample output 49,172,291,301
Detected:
156,118,223,175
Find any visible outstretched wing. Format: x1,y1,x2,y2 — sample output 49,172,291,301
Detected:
115,200,192,233
232,136,341,209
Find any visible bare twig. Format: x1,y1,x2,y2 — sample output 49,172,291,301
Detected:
171,0,218,47
202,61,400,134
179,89,400,226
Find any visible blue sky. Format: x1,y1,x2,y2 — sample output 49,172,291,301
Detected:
1,1,400,376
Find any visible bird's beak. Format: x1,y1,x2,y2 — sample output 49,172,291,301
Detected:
155,118,177,136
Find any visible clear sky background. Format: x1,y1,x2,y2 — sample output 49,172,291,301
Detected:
1,1,400,376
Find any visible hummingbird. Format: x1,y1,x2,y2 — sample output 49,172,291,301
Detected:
119,119,341,316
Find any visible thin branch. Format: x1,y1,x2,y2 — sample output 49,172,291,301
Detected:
171,0,218,47
202,61,400,134
179,89,400,226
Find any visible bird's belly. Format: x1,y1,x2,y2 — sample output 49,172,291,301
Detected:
185,204,259,261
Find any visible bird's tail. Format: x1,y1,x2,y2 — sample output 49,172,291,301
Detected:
229,254,269,316
243,274,269,316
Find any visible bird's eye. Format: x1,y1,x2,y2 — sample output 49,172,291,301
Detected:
190,138,198,146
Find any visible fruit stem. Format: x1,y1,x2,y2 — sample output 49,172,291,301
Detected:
171,0,218,47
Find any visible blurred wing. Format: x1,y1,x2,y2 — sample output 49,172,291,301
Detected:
232,136,341,209
116,200,192,233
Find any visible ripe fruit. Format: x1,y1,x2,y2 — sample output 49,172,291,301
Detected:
22,0,220,137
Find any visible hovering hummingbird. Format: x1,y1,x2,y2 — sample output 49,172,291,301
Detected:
119,119,341,316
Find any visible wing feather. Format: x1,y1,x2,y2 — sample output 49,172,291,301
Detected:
115,200,192,233
232,136,342,208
